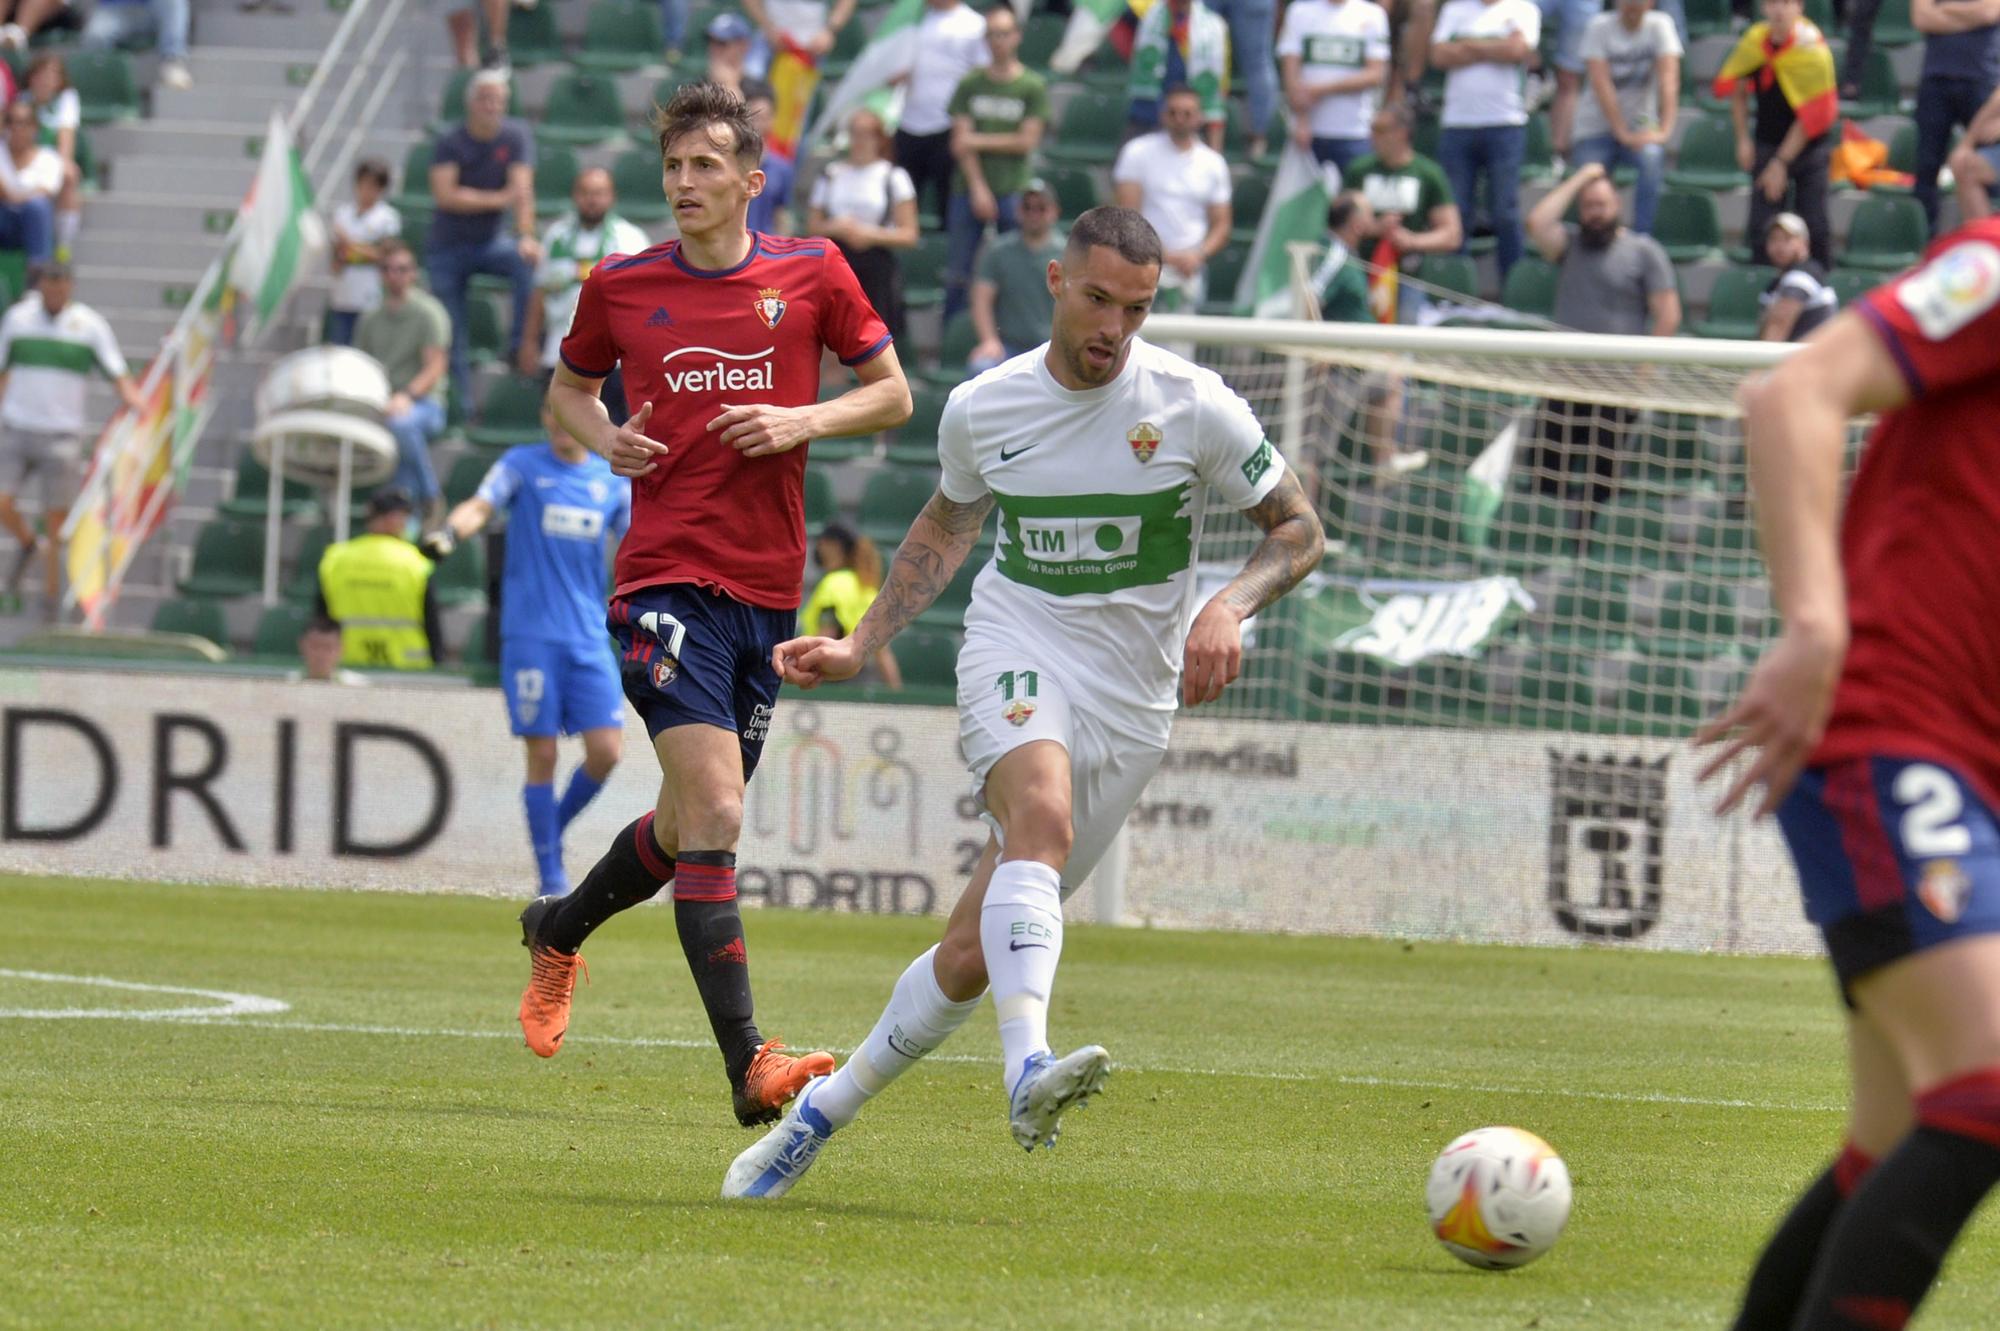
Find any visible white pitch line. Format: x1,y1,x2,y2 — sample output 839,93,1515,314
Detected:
0,968,291,1020
44,1009,1845,1115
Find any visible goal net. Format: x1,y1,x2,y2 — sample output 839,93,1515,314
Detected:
1082,296,1878,954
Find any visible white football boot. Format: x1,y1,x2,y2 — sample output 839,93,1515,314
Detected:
1008,1046,1111,1151
722,1075,834,1199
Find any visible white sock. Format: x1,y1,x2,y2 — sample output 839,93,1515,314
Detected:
980,858,1064,1092
56,210,78,253
811,945,983,1131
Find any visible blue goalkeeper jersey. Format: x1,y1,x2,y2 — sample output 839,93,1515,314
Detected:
477,443,631,646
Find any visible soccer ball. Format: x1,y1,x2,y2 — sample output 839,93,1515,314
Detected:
1425,1126,1572,1269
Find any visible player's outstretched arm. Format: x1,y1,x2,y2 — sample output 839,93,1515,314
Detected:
1695,311,1908,816
549,365,667,477
711,346,914,459
1184,467,1324,707
772,488,995,689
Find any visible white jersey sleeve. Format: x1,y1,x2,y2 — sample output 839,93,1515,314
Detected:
937,386,988,504
1193,371,1283,510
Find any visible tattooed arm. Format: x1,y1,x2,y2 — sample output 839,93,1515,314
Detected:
772,488,996,688
1182,467,1325,706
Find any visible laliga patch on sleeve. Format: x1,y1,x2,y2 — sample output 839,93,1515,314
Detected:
1895,241,2000,340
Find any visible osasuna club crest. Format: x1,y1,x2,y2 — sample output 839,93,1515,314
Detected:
1128,421,1161,464
753,287,787,329
653,654,680,690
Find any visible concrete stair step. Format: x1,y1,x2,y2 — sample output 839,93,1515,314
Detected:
190,7,350,50
153,83,305,126
110,155,256,197
73,230,229,272
182,46,330,90
91,120,278,161
84,195,241,235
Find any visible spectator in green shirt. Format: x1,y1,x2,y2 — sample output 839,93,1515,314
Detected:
944,4,1049,321
968,178,1064,372
1345,104,1464,319
354,238,452,520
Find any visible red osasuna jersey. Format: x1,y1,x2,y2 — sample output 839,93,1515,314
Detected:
1815,218,2000,805
559,232,892,609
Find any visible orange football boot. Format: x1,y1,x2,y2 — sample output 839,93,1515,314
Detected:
733,1040,836,1126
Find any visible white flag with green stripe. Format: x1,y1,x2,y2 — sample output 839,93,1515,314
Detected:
807,0,924,146
1457,411,1525,547
229,111,325,332
1050,0,1131,73
1235,144,1335,318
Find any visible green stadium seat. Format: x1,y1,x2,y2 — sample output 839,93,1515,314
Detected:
433,67,524,135
576,0,665,72
1693,265,1775,339
890,628,960,688
887,389,948,466
443,453,494,507
534,143,580,216
1198,240,1252,315
460,611,494,666
1588,496,1675,569
1805,0,1835,29
1843,194,1927,272
1843,48,1904,118
1683,0,1734,37
1417,253,1480,303
1547,576,1633,648
538,70,627,147
857,466,939,545
1647,579,1738,657
1652,189,1722,263
804,466,836,527
1501,650,1597,728
219,452,319,522
465,293,505,365
287,526,334,604
920,311,979,393
470,374,548,448
610,148,669,223
1876,117,1919,194
398,210,429,263
178,518,266,599
502,1,564,63
902,234,950,311
1045,91,1129,167
1500,255,1558,319
392,140,436,219
1490,496,1580,564
1829,267,1876,307
1522,114,1556,180
1619,658,1704,730
1041,164,1101,222
252,602,311,658
1230,171,1271,244
151,596,229,646
431,538,486,607
68,51,138,125
1665,114,1743,191
1872,0,1920,45
1020,11,1067,67
819,15,869,80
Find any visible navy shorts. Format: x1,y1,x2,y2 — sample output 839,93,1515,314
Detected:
608,583,791,778
1779,755,2000,1000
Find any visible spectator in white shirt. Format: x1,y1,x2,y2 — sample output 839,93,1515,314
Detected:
518,166,650,415
328,159,403,347
1570,0,1681,235
892,0,987,225
1278,0,1392,176
0,100,59,265
1112,86,1233,312
810,108,921,340
742,0,857,77
1430,0,1540,276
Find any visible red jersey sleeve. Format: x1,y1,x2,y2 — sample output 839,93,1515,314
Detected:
1858,227,2000,398
558,266,618,378
817,246,893,367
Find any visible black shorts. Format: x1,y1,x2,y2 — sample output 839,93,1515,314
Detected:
608,583,792,780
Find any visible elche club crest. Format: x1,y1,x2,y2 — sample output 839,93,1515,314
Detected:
1128,421,1161,464
1003,699,1037,727
753,287,787,329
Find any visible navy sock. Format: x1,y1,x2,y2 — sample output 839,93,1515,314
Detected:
556,764,606,833
674,850,763,1083
1794,1070,2000,1330
522,782,563,895
536,813,673,953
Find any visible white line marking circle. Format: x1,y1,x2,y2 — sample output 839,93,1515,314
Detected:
0,968,291,1020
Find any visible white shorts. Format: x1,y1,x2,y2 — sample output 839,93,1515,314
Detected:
956,635,1168,898
0,427,84,509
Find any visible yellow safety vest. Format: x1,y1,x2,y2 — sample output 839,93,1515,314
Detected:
319,533,434,670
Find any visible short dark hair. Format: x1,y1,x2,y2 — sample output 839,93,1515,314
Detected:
1065,206,1162,269
1372,102,1413,134
304,615,341,637
1162,83,1203,104
652,80,762,169
1327,192,1362,233
984,3,1018,22
375,237,412,265
740,77,774,105
354,157,391,190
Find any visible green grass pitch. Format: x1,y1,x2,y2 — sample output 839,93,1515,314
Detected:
6,876,2000,1330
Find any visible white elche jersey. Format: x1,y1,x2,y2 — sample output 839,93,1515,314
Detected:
938,338,1284,746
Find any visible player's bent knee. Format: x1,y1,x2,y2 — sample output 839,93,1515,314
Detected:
998,791,1074,867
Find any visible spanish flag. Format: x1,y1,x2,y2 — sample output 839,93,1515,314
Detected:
1711,19,1838,141
1368,235,1399,324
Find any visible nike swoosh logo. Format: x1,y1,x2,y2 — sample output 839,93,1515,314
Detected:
998,442,1039,461
1008,941,1048,951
